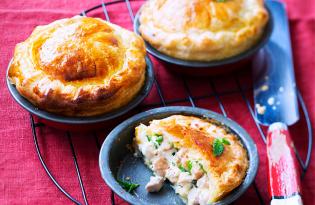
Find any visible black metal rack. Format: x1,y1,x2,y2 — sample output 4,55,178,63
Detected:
30,0,313,204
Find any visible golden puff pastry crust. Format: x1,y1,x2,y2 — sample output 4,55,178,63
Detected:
139,0,269,61
8,16,147,117
135,115,248,204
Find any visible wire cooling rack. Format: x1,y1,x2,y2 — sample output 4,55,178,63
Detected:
29,0,313,204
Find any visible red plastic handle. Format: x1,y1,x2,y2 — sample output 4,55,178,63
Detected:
267,122,303,205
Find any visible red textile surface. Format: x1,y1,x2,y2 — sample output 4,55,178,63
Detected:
0,0,314,204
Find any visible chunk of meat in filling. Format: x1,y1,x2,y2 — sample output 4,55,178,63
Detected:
145,176,165,192
165,166,180,183
178,172,194,185
152,156,169,177
191,165,204,180
141,144,156,160
188,187,210,205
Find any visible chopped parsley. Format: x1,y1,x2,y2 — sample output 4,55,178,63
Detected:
186,160,193,173
216,0,226,2
178,160,193,174
212,138,231,157
117,179,139,193
178,164,187,173
146,135,151,142
198,162,207,174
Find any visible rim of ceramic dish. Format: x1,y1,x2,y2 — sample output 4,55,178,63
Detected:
134,3,273,68
6,56,154,125
99,106,259,205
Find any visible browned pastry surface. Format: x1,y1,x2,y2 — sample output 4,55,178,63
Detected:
8,16,146,116
139,0,269,61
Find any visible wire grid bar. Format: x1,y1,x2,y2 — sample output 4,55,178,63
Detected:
67,132,89,205
30,114,82,205
28,0,313,205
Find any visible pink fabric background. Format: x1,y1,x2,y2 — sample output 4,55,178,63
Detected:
0,0,314,204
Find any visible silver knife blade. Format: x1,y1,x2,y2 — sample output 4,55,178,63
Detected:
253,0,299,126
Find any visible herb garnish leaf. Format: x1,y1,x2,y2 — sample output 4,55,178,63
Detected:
222,138,231,145
213,139,225,156
117,179,139,193
212,138,231,157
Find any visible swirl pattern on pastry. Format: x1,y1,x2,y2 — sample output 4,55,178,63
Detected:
139,0,269,61
8,16,146,116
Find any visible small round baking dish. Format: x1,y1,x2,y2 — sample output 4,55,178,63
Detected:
99,106,258,205
134,4,273,76
6,56,154,131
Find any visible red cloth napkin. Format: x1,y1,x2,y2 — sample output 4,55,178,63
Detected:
0,0,314,204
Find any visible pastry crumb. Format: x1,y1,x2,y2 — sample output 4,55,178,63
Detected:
260,85,269,91
255,104,266,115
267,97,275,105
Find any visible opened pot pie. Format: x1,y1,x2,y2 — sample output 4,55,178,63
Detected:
139,0,269,61
134,115,248,205
8,16,146,117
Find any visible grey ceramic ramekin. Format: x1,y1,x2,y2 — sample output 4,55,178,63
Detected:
134,3,273,76
6,56,154,131
99,106,259,205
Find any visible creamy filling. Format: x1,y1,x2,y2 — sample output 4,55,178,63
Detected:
135,124,214,205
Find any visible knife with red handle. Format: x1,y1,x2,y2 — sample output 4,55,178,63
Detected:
253,1,303,205
267,123,302,205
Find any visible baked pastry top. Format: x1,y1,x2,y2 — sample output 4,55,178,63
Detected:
135,115,248,204
8,16,146,116
139,0,269,61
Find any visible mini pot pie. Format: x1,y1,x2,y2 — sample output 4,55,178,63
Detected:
8,16,147,117
134,115,249,204
139,0,269,61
